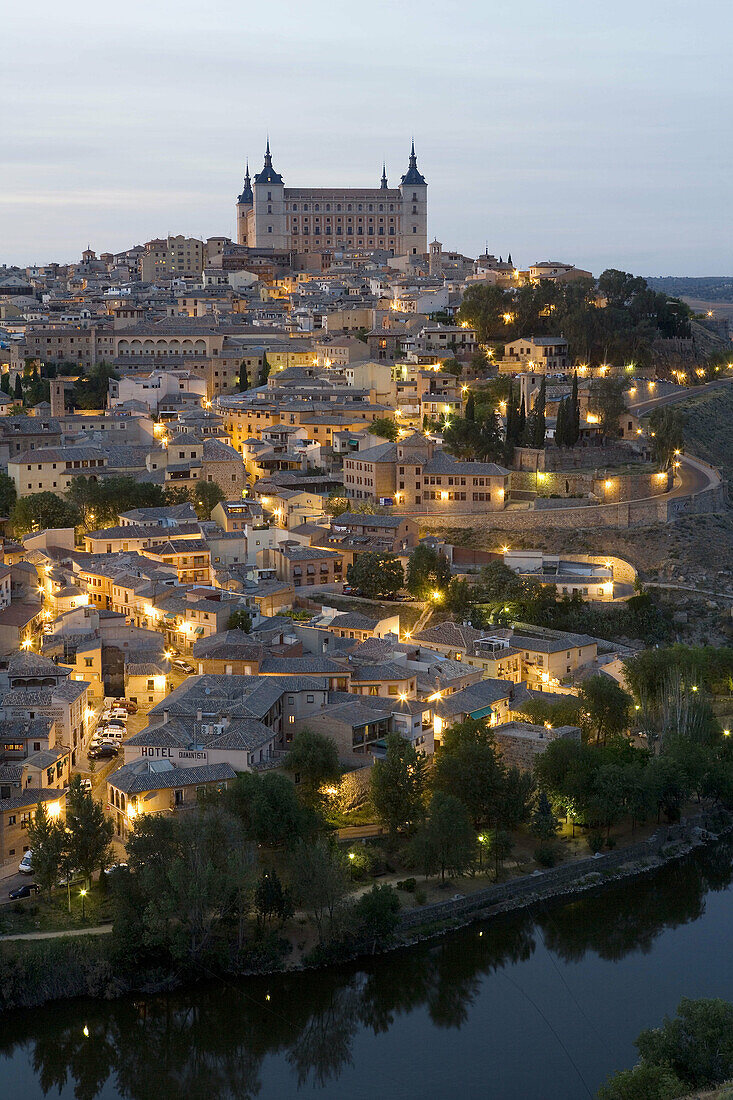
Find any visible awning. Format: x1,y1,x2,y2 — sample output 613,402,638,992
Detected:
195,627,205,634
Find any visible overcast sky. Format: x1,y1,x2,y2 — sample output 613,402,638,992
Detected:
3,0,731,275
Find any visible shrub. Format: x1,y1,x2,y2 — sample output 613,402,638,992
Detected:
534,845,557,868
415,889,427,905
588,831,605,854
396,877,417,893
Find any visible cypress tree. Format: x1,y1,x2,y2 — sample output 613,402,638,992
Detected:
0,372,10,395
505,383,515,443
13,374,23,400
518,397,526,438
465,392,475,422
570,371,580,445
533,378,546,448
555,397,566,447
238,361,249,391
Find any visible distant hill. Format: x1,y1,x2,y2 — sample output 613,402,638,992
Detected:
647,277,733,302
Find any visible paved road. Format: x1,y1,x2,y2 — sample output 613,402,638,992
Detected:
628,376,733,418
668,453,720,500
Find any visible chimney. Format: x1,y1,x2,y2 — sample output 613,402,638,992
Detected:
50,380,65,418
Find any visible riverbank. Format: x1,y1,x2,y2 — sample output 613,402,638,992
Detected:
2,809,730,1016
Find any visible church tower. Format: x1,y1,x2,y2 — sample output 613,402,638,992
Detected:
236,161,253,245
252,141,287,250
399,141,428,257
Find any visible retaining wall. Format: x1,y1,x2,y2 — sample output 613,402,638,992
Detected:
398,816,720,931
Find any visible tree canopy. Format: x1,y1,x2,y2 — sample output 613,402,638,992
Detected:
347,552,405,599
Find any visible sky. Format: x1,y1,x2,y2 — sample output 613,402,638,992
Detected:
2,0,732,275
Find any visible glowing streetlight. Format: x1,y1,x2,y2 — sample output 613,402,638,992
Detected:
80,887,87,920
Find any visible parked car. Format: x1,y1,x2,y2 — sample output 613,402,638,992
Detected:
113,698,137,714
18,851,33,874
97,724,124,737
88,744,118,760
9,883,40,899
103,862,128,876
95,729,124,742
173,659,195,674
107,709,128,722
79,778,93,792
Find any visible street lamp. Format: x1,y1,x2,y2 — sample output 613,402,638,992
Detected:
80,887,87,920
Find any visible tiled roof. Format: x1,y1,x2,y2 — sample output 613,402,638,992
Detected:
108,759,236,795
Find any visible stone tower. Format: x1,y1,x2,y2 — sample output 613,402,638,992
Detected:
399,141,428,257
236,161,253,246
252,141,287,250
429,239,443,277
50,379,65,418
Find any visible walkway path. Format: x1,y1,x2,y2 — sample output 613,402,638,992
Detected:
0,925,113,942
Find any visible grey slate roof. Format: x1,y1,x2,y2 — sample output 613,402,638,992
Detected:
108,759,236,795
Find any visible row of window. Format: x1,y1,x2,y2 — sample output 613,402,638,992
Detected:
288,202,397,212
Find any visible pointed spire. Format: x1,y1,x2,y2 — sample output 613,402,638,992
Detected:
254,138,283,186
381,162,388,189
401,139,426,186
238,158,253,204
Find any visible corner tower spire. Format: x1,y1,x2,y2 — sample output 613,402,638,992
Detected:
237,160,253,205
401,140,426,185
381,162,388,189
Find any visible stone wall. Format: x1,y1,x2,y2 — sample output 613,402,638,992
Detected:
511,467,669,504
397,814,725,931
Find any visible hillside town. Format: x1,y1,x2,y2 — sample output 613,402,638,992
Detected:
2,145,733,1048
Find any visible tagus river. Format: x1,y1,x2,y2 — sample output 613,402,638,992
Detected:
4,843,733,1100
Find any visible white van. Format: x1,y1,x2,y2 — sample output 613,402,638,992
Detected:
18,850,33,874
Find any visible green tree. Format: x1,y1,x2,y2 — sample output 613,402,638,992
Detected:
253,869,293,930
26,802,67,901
370,732,426,840
486,827,513,879
649,406,684,468
347,552,404,599
555,396,568,447
410,791,475,883
13,374,22,400
223,771,312,847
10,492,81,537
238,361,249,391
529,376,546,448
597,1063,685,1100
588,377,626,438
289,838,349,943
0,471,17,517
0,372,10,394
464,392,476,422
65,775,113,887
406,544,452,601
227,608,252,632
635,997,733,1089
579,675,632,745
72,361,119,409
352,883,401,944
440,357,463,377
368,417,399,442
128,806,253,967
285,728,341,808
258,351,270,386
433,718,506,828
325,494,350,518
191,480,226,520
66,475,166,529
530,790,561,841
457,283,512,342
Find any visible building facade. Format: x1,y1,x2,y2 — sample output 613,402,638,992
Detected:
236,142,428,257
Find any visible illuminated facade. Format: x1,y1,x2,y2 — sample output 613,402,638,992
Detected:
236,142,428,257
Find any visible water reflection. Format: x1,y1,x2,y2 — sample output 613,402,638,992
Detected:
2,842,731,1100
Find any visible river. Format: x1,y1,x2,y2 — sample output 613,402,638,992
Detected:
2,842,733,1100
